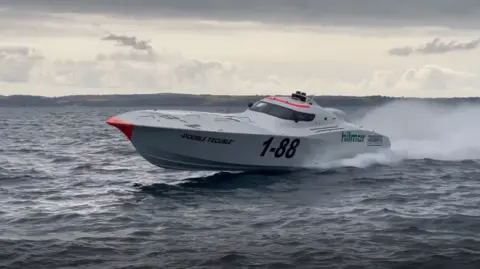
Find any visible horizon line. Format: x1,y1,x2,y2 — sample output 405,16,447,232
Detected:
2,92,480,99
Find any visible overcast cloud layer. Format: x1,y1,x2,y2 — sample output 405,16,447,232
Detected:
1,1,479,97
3,0,480,28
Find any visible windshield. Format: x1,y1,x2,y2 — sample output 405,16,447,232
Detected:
249,101,315,122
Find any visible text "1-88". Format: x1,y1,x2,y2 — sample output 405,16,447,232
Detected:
260,137,300,158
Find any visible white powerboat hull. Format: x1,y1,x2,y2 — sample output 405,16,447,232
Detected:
106,108,390,171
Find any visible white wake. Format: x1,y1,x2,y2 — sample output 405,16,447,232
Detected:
311,100,480,169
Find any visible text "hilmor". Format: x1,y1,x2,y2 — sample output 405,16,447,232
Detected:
341,131,365,142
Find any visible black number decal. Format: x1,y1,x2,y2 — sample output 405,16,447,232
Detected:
285,139,300,158
274,138,290,157
260,137,300,158
260,137,274,156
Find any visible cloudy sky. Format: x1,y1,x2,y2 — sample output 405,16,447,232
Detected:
1,0,479,97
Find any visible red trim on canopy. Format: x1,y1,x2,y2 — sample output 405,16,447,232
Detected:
266,96,311,108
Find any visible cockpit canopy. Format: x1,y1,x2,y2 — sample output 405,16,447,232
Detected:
249,100,315,122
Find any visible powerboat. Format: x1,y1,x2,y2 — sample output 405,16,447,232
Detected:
105,91,391,171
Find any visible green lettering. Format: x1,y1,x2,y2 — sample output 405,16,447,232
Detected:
341,132,366,143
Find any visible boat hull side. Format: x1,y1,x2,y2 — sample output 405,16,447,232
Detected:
125,125,390,171
129,126,318,171
137,149,298,171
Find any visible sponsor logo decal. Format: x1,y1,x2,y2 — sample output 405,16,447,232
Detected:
367,135,383,146
341,131,365,143
180,133,234,145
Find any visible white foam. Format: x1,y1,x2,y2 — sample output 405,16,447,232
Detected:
310,100,480,169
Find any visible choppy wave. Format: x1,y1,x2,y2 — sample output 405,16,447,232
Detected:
1,104,480,269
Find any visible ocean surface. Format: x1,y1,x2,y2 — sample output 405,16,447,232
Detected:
1,101,480,269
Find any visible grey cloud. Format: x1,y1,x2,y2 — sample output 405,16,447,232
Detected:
0,46,43,59
101,34,153,51
388,47,415,57
2,0,480,28
175,60,236,82
96,52,158,62
0,46,43,83
98,33,163,63
0,43,242,92
389,37,480,56
418,38,480,54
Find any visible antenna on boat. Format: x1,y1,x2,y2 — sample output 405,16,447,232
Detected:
307,93,315,105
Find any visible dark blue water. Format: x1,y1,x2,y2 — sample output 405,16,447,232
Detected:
1,103,480,269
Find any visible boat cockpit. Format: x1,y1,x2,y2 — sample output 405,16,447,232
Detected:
248,100,316,122
245,91,351,126
246,91,319,123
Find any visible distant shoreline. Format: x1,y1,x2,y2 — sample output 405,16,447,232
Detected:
1,93,480,107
